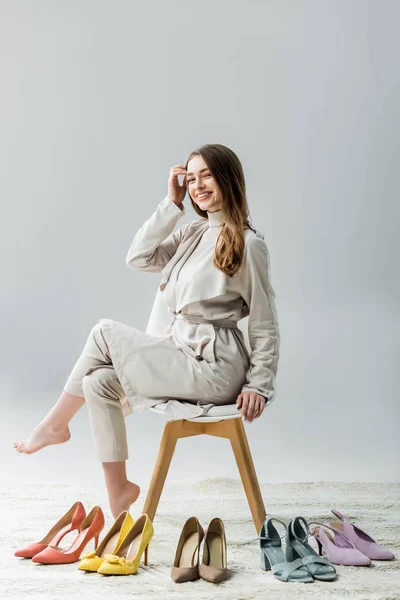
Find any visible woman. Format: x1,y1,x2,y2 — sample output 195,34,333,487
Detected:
13,143,280,518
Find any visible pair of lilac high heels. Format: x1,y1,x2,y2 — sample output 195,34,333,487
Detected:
309,509,395,566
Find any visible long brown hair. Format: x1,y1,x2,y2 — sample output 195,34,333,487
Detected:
185,143,256,278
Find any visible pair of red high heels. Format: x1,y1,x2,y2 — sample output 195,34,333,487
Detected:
14,501,105,564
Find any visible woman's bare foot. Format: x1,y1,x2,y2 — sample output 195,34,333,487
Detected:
13,423,71,454
108,481,140,519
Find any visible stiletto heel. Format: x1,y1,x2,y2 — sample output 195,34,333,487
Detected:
14,501,86,559
32,506,105,564
94,535,99,549
144,543,149,566
238,517,313,583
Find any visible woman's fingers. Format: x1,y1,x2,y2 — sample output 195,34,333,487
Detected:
250,393,261,421
171,165,186,175
242,396,254,422
251,398,263,422
247,395,266,422
168,165,187,204
240,395,249,420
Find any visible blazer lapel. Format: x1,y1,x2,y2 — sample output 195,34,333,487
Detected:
159,221,208,291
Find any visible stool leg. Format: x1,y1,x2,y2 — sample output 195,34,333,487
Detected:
229,419,266,533
142,420,181,522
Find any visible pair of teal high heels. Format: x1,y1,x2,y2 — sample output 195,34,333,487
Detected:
239,516,337,583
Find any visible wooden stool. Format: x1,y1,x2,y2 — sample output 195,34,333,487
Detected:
143,403,266,533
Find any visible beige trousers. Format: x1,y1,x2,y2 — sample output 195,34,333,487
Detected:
63,323,129,462
64,318,246,462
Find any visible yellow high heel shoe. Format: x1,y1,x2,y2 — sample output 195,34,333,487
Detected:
97,514,154,576
78,510,134,572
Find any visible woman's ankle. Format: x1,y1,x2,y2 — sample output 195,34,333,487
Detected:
38,420,70,433
107,481,140,517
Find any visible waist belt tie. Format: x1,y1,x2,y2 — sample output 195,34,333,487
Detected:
171,310,238,329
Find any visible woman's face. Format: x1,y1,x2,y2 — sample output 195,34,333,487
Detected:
186,155,221,213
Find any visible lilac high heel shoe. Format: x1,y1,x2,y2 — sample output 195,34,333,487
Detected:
309,521,371,566
329,509,395,561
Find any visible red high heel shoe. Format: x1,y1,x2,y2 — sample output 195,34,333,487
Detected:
32,506,105,564
14,501,86,559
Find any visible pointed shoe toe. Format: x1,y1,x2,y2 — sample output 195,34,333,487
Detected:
97,557,126,576
199,563,228,583
32,547,64,564
171,565,200,583
370,546,395,561
77,552,104,572
14,543,47,559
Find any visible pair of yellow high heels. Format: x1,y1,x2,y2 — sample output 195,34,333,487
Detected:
78,511,153,575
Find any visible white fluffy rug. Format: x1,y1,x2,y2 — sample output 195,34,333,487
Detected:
3,478,400,599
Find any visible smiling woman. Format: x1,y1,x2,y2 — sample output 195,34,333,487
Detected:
13,143,280,520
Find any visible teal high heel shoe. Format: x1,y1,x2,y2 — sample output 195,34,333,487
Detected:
285,516,337,581
238,518,313,583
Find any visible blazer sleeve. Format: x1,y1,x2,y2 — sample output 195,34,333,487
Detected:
239,234,280,404
126,196,188,272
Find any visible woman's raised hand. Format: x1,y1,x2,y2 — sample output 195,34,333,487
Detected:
168,165,187,208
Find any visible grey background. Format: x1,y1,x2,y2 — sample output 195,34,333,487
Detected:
1,0,399,487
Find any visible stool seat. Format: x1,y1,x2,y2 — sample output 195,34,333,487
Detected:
149,402,242,422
